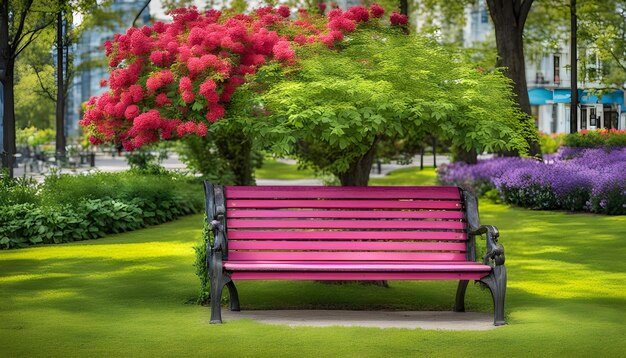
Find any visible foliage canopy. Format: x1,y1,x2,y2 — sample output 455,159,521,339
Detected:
250,28,534,176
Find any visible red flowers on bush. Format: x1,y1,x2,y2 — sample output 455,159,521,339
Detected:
390,11,408,26
370,4,385,18
81,5,405,149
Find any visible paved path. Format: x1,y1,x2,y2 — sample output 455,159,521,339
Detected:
12,153,450,183
222,310,496,330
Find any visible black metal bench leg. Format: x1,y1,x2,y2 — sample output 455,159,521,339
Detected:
454,280,469,312
479,265,507,326
226,281,240,311
210,278,225,324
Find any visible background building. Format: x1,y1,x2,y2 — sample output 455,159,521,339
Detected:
462,0,625,133
67,0,150,139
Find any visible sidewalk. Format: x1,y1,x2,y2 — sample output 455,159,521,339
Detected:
12,153,188,182
222,309,496,330
12,153,450,183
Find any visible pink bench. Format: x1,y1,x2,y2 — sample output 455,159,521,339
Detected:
205,183,506,325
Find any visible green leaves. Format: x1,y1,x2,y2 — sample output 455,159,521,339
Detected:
251,28,531,178
0,172,204,250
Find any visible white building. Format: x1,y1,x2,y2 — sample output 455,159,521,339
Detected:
462,0,625,133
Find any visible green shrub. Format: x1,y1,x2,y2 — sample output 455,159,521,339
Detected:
194,216,211,305
498,183,558,210
125,144,170,175
539,132,566,154
0,172,40,206
40,171,203,209
564,129,626,148
1,171,204,249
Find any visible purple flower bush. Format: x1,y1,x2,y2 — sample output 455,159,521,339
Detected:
438,147,626,215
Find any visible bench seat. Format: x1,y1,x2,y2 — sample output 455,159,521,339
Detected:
205,183,507,326
224,261,492,272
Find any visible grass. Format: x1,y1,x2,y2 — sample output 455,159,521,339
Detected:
255,157,439,185
370,166,439,186
255,158,315,180
2,172,626,356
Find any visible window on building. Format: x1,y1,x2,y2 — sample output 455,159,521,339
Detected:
581,107,587,129
553,56,560,84
590,107,597,127
531,105,540,128
481,10,488,23
551,105,558,133
604,107,618,129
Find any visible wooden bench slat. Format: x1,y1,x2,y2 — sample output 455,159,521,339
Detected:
224,261,490,272
227,219,466,230
228,231,467,240
227,199,462,210
225,186,461,200
227,209,465,219
230,272,489,281
228,251,466,261
229,241,467,251
225,260,487,265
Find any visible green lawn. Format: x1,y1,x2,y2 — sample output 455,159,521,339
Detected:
255,158,315,180
2,205,625,356
255,158,439,185
370,166,438,186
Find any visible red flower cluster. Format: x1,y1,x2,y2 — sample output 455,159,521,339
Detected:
81,4,397,150
370,4,384,18
390,11,408,26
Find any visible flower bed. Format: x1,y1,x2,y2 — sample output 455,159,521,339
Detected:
438,147,626,215
564,129,626,148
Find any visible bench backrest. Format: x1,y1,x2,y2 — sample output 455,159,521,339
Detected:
209,185,475,262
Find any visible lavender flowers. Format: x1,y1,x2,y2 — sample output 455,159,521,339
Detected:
438,147,626,215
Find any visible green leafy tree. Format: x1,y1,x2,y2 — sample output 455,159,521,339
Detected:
251,29,533,185
1,0,57,177
524,0,626,90
1,0,114,176
14,62,55,129
411,0,541,157
177,83,264,185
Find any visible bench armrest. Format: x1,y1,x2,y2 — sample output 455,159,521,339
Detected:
469,225,505,266
206,183,228,259
210,219,226,253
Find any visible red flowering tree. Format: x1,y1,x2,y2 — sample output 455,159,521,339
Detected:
80,5,399,151
79,4,406,184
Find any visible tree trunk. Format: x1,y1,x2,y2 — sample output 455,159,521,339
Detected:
0,0,15,177
454,147,477,164
570,0,578,133
214,127,255,186
335,138,388,287
486,0,541,157
338,139,378,186
0,63,15,178
400,0,408,16
55,10,66,158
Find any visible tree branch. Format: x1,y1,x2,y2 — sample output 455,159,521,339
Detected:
519,0,535,28
133,0,151,28
14,18,55,57
485,0,498,26
33,67,56,102
11,0,35,50
606,47,626,74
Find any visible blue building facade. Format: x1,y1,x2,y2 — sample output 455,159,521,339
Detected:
67,0,150,139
